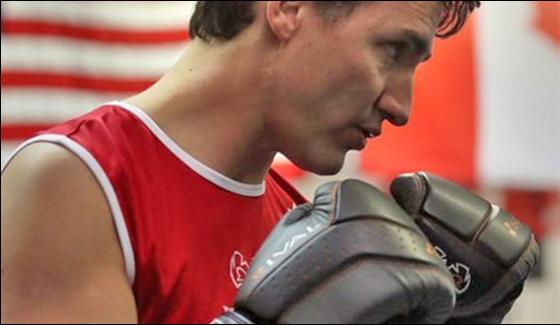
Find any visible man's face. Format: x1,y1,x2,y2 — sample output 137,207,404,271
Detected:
264,1,442,174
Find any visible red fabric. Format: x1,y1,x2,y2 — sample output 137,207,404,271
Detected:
40,104,307,323
504,189,558,239
535,1,560,45
1,123,53,141
1,71,154,92
2,18,189,44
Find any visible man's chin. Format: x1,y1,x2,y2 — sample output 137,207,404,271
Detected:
298,158,344,176
312,165,343,175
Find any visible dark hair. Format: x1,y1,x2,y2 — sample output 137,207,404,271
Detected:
189,1,481,42
438,1,481,37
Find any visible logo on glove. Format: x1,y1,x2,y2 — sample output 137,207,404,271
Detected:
504,220,522,237
265,221,322,268
435,246,472,295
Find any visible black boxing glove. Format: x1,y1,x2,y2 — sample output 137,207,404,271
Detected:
214,179,456,324
391,172,539,323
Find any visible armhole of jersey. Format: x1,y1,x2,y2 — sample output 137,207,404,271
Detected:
1,134,136,286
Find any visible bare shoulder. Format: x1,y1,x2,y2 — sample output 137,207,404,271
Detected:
1,142,137,323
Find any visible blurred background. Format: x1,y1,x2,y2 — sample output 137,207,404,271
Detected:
1,1,559,323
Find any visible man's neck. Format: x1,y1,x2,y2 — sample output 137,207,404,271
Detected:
127,39,277,185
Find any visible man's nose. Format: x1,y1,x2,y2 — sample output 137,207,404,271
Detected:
375,91,411,127
375,72,414,126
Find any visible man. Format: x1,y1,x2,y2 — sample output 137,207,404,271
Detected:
1,2,479,323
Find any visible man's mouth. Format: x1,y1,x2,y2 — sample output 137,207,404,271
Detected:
349,127,381,151
361,127,381,139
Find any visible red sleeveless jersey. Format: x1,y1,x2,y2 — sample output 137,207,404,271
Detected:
9,101,307,323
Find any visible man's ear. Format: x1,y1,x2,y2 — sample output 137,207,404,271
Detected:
265,1,304,42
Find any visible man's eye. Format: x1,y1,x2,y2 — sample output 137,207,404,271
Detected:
385,42,405,61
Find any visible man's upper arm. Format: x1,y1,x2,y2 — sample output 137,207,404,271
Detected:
1,142,138,323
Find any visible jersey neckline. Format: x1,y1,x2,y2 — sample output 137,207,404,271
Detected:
112,100,266,197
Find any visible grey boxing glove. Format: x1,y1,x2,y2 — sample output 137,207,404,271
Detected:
391,172,540,323
214,179,456,324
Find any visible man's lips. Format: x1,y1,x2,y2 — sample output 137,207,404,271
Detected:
361,127,381,139
349,127,381,150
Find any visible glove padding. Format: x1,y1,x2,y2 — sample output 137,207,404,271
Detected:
214,179,456,324
391,172,540,323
